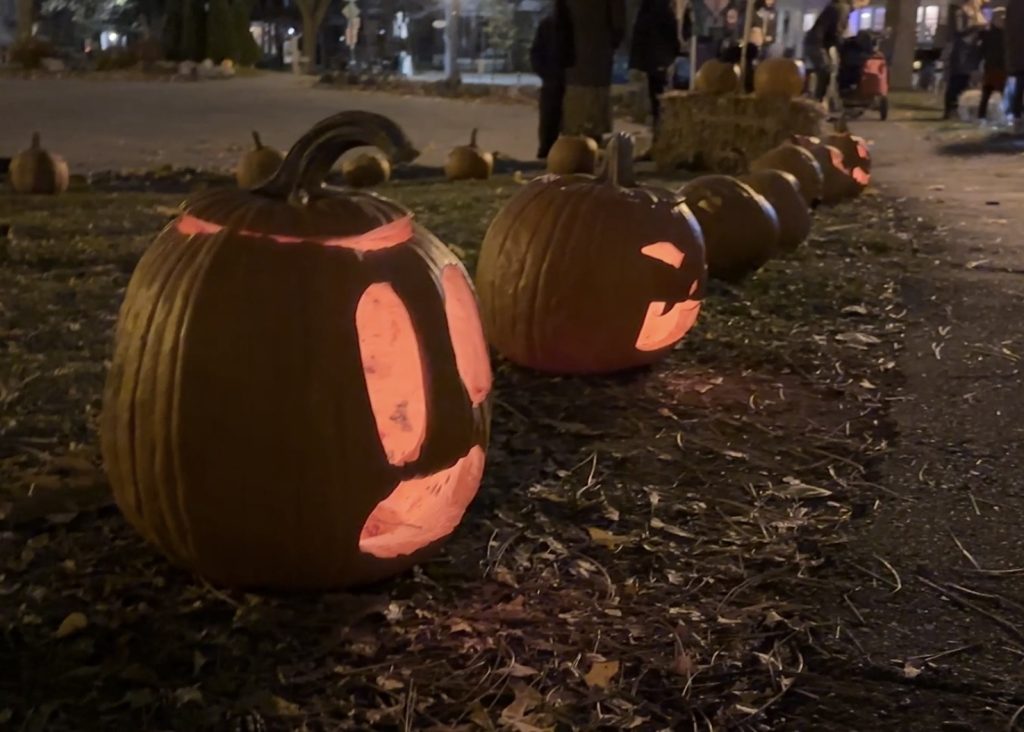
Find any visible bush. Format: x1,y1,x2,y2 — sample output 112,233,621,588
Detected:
205,0,237,63
9,38,57,70
94,47,140,71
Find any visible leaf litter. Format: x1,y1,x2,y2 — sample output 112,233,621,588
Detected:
0,171,925,730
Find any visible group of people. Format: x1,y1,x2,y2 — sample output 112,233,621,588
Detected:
945,0,1024,128
528,0,779,159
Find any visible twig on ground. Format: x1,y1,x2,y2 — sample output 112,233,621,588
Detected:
916,575,1024,643
873,554,903,593
950,531,983,570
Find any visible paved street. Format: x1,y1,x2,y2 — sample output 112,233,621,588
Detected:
0,73,641,173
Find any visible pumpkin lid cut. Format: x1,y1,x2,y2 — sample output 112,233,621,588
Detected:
180,111,421,246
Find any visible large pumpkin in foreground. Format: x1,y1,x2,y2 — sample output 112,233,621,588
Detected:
678,175,780,282
475,133,706,375
101,112,493,590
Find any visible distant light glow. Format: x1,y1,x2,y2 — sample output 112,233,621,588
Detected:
288,27,296,36
432,19,447,29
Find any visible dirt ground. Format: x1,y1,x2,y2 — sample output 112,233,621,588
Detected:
1,95,1023,731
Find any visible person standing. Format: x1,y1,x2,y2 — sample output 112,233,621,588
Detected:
530,0,575,159
1007,0,1024,131
804,0,859,102
977,8,1007,120
944,0,987,119
629,0,682,134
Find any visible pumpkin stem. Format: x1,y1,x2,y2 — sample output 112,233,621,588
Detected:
31,132,41,149
596,132,636,187
469,128,479,148
253,111,419,202
251,131,263,150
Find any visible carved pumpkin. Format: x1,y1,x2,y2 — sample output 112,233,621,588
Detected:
475,133,706,375
9,133,69,195
342,151,391,188
739,169,811,252
546,135,599,175
445,128,494,181
694,60,740,94
825,132,872,186
753,58,805,99
791,135,861,203
678,175,780,282
750,142,824,208
236,131,285,190
101,112,493,590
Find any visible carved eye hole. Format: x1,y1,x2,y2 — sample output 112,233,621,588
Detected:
355,282,427,467
635,241,701,353
441,265,492,407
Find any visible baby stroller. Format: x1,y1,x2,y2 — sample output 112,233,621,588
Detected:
833,31,890,120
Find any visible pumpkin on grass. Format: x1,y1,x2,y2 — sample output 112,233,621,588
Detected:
445,128,494,180
9,132,69,195
101,111,493,590
546,134,599,175
342,151,392,187
749,142,824,208
694,59,739,94
739,169,811,252
236,131,285,190
475,133,706,375
825,131,872,186
791,134,862,203
678,175,780,282
753,58,805,99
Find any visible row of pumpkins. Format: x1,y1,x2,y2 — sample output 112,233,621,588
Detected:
7,111,871,591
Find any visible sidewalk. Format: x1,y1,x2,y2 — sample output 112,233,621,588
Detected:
779,111,1024,729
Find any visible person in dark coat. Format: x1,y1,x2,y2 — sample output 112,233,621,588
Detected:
530,0,575,158
804,0,856,101
978,8,1007,119
629,0,682,132
943,0,986,119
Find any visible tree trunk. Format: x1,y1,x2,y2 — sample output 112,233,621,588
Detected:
562,0,626,138
16,0,33,41
885,0,917,91
444,0,461,82
301,8,318,72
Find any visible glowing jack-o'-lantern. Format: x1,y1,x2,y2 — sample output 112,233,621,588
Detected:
475,132,706,375
101,111,493,590
791,135,863,203
825,132,872,189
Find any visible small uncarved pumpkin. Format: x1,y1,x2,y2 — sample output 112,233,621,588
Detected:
739,169,811,252
754,58,805,99
694,60,740,94
476,133,707,375
445,128,494,181
750,143,824,208
9,133,69,195
791,135,861,203
825,132,872,188
236,131,285,190
102,111,493,591
546,135,599,175
342,151,392,187
678,175,781,282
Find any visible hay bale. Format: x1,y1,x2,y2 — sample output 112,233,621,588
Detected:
652,92,826,173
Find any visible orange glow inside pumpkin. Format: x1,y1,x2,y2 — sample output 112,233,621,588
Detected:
441,266,493,406
852,167,871,186
359,446,486,558
355,282,427,466
635,242,702,352
175,214,413,251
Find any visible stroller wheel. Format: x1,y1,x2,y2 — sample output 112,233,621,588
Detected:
879,95,889,121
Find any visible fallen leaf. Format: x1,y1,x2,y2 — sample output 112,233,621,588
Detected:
55,611,88,639
500,680,542,721
507,662,539,678
587,527,632,549
376,674,405,691
174,687,203,705
584,659,620,688
902,662,923,679
268,695,302,717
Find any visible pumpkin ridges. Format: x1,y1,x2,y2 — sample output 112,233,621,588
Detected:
136,229,224,564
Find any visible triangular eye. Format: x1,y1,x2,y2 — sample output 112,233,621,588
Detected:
355,282,427,467
641,241,686,269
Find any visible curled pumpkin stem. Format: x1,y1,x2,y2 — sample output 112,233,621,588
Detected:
597,132,637,188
